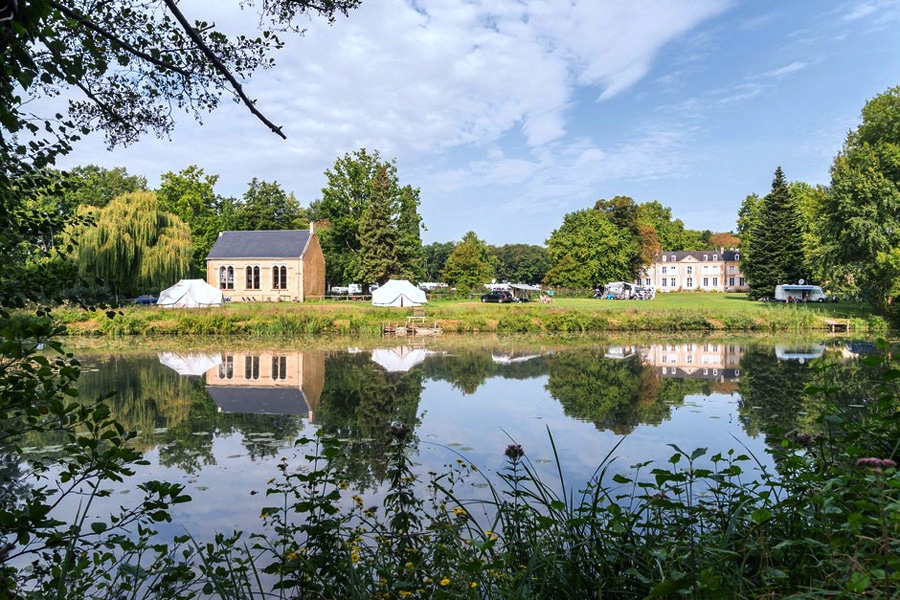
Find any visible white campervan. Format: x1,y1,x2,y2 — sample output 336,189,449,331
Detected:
774,284,827,302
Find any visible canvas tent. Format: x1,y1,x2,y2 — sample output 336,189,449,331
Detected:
371,279,426,307
157,279,224,308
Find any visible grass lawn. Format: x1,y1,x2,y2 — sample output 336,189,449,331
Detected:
429,292,873,319
55,291,885,336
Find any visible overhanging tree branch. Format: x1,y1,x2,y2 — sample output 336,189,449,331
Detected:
47,1,193,79
162,0,286,139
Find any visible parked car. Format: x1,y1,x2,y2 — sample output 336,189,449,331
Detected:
481,290,514,303
134,295,158,305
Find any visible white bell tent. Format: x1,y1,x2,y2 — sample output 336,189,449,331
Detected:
370,279,427,307
157,279,224,308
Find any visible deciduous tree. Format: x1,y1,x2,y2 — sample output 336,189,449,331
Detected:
544,208,637,288
157,166,221,275
70,191,192,299
820,85,900,311
311,149,425,285
233,178,307,232
441,232,495,294
493,244,550,284
424,241,456,282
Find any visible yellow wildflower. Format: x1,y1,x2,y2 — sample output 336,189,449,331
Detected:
440,578,450,586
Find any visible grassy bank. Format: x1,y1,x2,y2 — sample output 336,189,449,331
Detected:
53,293,888,336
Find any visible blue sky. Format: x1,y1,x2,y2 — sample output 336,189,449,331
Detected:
55,0,900,246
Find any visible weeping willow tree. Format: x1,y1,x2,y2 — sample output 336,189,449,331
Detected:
72,191,193,298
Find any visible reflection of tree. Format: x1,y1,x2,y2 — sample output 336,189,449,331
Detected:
423,350,496,394
547,350,690,434
0,444,29,516
76,354,197,448
67,353,306,474
737,350,814,438
738,347,885,442
315,352,424,491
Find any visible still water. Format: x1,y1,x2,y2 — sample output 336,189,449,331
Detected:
28,336,881,541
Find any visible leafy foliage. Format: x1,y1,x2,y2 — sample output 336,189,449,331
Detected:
441,231,495,293
820,85,900,313
544,208,637,288
70,190,192,299
157,166,223,275
492,243,550,284
311,149,425,285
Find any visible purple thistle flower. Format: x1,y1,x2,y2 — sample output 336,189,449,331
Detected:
504,444,525,460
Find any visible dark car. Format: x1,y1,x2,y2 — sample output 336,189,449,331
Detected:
134,295,158,305
481,290,514,303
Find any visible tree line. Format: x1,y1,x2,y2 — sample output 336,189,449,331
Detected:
18,148,728,302
739,85,900,315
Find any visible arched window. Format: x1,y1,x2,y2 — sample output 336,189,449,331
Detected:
703,254,708,261
246,265,260,289
662,255,667,262
670,255,675,262
272,265,288,290
735,252,740,260
712,254,718,261
219,266,234,289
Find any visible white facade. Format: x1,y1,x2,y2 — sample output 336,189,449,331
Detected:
637,250,747,293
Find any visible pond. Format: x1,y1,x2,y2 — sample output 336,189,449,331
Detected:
22,335,882,543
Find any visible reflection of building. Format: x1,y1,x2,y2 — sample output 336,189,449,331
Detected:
205,350,325,422
640,342,744,382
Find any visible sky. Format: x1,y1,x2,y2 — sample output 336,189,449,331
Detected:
53,0,900,246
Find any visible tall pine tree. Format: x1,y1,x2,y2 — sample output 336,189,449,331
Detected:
356,166,401,286
742,167,806,299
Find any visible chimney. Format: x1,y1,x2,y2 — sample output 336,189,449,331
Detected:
309,220,315,235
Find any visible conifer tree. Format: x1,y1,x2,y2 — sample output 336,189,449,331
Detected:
356,167,401,286
395,185,427,281
742,167,806,299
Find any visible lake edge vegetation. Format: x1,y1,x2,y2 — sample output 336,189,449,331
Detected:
47,293,889,337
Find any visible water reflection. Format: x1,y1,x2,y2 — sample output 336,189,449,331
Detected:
65,339,885,466
22,337,881,542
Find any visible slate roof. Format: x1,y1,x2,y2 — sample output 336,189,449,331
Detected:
206,386,309,415
658,250,740,262
206,230,312,260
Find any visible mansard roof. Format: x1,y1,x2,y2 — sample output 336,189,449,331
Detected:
658,249,740,262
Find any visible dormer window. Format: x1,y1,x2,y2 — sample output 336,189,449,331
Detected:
703,254,708,261
670,255,676,262
712,254,718,261
735,252,740,260
662,255,667,262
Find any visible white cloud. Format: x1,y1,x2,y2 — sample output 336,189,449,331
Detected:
765,61,808,78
